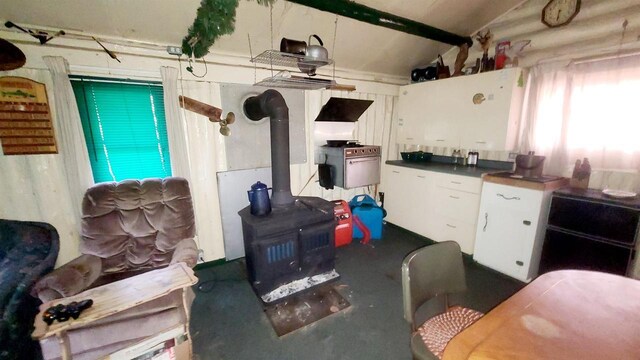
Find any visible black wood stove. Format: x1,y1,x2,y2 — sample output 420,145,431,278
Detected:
239,90,338,303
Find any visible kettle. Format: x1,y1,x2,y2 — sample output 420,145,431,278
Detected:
247,181,272,216
298,34,328,76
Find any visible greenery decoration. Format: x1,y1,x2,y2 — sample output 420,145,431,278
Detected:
182,0,275,59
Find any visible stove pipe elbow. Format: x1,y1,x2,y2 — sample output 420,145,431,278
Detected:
243,89,294,208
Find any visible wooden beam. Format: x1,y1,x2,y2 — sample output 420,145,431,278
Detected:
179,95,222,122
286,0,472,47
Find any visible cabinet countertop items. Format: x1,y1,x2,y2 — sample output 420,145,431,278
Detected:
385,160,509,179
473,174,568,282
540,187,640,278
396,67,525,151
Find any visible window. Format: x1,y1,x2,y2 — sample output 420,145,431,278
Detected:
523,54,640,174
72,77,172,183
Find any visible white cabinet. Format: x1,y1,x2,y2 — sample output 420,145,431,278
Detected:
396,82,428,145
383,165,432,235
396,68,525,151
383,164,482,254
431,173,482,254
473,182,552,282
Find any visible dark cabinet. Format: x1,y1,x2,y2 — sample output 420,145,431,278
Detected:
540,188,639,277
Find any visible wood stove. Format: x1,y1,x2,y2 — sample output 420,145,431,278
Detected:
239,90,338,303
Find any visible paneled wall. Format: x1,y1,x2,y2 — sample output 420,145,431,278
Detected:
442,0,640,68
0,32,400,264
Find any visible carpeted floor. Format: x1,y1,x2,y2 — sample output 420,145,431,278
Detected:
190,224,524,360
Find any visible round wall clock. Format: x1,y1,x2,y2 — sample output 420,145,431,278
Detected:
541,0,581,28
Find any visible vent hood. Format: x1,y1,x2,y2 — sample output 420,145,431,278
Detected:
314,97,373,122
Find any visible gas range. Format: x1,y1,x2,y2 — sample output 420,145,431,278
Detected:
318,144,381,189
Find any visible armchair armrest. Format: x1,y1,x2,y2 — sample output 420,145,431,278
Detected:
170,238,198,268
31,254,102,303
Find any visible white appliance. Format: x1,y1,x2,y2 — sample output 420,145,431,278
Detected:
473,182,554,282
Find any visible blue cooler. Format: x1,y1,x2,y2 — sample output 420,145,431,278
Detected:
349,194,386,240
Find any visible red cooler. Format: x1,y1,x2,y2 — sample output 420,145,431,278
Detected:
333,200,353,247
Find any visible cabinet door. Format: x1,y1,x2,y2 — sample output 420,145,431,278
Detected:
458,69,523,151
397,83,428,145
473,183,543,281
383,166,432,236
422,78,461,148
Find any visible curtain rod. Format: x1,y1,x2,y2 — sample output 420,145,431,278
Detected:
571,49,640,65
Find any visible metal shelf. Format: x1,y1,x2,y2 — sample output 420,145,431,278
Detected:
250,50,333,68
254,72,336,90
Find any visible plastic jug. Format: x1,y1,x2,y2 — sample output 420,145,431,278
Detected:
247,181,272,216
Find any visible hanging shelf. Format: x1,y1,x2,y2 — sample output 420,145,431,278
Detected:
254,71,336,90
250,50,333,68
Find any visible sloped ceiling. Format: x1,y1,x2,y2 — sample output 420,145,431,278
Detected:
0,0,524,77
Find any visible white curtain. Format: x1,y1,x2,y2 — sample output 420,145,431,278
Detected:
161,67,191,178
520,55,640,181
43,56,94,218
162,67,226,261
0,67,82,266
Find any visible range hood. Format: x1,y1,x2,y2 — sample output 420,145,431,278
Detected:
314,98,373,122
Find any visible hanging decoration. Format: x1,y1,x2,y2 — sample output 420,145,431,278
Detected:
182,0,276,59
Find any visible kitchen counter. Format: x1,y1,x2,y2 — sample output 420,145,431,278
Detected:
385,160,509,178
553,187,640,210
483,173,569,191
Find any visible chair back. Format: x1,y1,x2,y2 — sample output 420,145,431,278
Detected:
402,241,466,331
80,177,195,273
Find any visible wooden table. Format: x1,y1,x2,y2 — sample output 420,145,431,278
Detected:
443,270,640,360
32,262,198,359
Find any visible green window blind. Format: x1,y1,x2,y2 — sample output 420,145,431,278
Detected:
71,78,172,183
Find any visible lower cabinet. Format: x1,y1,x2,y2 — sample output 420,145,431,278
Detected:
473,182,551,282
383,165,481,254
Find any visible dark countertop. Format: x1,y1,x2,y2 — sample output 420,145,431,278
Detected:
385,160,509,178
553,187,640,210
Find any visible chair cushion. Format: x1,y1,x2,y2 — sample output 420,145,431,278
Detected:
417,306,483,359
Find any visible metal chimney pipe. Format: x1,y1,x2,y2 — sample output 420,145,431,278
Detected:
243,89,294,208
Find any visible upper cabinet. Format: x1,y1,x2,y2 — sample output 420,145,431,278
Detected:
396,68,526,151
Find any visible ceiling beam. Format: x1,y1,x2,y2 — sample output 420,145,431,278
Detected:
286,0,473,47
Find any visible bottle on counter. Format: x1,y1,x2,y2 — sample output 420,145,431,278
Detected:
468,150,478,166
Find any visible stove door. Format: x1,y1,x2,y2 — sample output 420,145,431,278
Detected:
344,156,381,189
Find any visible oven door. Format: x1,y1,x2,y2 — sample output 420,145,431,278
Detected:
344,156,381,189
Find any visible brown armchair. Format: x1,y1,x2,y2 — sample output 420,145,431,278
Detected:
33,177,198,302
32,177,199,360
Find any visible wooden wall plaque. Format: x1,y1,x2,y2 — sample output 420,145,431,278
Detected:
0,76,58,155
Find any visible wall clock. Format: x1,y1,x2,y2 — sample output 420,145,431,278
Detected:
541,0,581,28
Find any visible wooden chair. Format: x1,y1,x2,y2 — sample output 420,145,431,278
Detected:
402,241,483,359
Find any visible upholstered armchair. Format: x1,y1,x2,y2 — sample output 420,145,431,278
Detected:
32,177,198,302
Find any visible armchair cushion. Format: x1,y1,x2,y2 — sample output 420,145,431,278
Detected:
81,178,195,273
31,254,102,303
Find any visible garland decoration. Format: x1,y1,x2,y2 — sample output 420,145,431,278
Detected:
182,0,275,59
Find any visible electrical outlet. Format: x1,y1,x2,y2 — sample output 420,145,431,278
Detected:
508,152,518,160
167,46,183,56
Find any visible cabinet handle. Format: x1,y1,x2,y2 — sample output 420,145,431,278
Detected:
483,212,488,232
446,224,457,229
436,139,445,142
523,220,531,226
476,141,487,144
417,175,426,178
497,193,520,201
451,181,462,185
392,171,400,174
406,137,414,140
516,261,524,266
449,195,459,199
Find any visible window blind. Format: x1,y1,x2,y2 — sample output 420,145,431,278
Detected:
71,78,172,183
